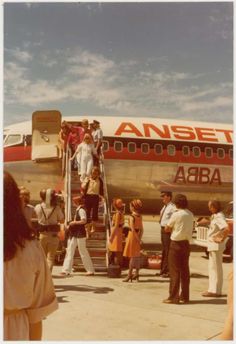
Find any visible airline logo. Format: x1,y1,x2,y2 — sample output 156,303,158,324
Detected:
115,122,233,144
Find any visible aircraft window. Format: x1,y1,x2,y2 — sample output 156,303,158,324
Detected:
128,142,136,153
205,147,213,158
217,148,225,159
192,146,201,158
182,146,190,156
154,144,163,155
102,140,109,152
114,141,123,152
167,145,176,156
229,149,233,159
141,143,150,154
4,134,22,147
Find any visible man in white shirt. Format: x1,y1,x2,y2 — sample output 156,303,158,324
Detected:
159,191,176,278
163,194,194,304
92,120,103,166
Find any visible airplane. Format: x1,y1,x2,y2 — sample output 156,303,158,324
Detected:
4,110,233,215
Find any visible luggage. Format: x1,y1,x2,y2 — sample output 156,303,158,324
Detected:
148,254,162,269
107,263,121,278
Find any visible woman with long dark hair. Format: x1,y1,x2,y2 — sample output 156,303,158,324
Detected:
4,171,58,340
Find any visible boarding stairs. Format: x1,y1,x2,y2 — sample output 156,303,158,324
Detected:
63,148,111,272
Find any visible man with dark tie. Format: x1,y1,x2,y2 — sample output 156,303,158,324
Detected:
158,191,176,278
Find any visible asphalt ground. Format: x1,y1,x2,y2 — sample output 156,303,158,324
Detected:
42,218,233,341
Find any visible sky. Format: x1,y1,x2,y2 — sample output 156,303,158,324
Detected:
3,1,233,126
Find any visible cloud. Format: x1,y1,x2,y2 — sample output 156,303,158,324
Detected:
5,48,33,63
4,47,233,121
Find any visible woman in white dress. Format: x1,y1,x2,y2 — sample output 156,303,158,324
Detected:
4,171,58,340
70,133,98,182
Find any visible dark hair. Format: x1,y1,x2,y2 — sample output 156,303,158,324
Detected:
174,194,188,209
161,191,172,198
40,188,57,207
4,171,35,261
209,199,221,213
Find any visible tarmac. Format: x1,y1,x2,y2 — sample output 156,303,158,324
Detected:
43,218,233,341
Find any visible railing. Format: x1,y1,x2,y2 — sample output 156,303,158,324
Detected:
64,145,72,224
192,226,208,247
99,152,112,264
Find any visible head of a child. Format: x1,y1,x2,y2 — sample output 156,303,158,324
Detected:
130,199,142,214
113,198,124,211
73,195,85,207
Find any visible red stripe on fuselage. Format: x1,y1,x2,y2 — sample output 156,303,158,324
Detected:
4,146,31,162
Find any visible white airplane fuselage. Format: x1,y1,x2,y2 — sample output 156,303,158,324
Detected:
4,114,233,215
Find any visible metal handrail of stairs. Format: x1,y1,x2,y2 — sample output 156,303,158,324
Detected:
99,152,112,267
64,145,72,224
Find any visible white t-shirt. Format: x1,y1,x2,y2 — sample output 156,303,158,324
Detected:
167,208,194,242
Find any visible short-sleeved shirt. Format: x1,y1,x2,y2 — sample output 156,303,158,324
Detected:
4,239,58,340
167,208,194,242
92,128,103,143
34,203,64,225
160,202,176,227
207,212,228,252
75,206,87,222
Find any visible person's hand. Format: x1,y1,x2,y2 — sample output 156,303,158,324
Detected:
212,231,227,243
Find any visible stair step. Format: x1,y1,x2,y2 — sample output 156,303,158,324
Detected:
86,240,107,248
73,264,107,272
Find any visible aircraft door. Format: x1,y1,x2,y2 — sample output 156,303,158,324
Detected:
31,110,61,161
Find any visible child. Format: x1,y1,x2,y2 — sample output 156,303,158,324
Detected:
108,198,125,267
61,195,95,276
123,199,143,282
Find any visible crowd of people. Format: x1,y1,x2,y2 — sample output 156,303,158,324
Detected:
3,118,232,339
58,118,103,180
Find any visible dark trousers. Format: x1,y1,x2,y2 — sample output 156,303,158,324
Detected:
168,240,190,302
85,194,99,222
160,229,171,274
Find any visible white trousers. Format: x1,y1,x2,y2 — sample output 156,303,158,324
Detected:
80,156,93,182
208,250,224,294
62,236,95,274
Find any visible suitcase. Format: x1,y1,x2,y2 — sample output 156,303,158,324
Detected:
148,254,162,269
107,263,121,278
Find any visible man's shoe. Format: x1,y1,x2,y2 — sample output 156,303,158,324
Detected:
179,299,189,304
161,273,170,278
163,298,179,304
60,272,70,276
202,291,221,297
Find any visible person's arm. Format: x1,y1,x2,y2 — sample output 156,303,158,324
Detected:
212,226,229,243
196,217,210,226
109,212,120,243
70,145,80,160
29,321,42,340
164,225,172,233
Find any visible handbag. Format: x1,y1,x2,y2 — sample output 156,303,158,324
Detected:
148,254,162,269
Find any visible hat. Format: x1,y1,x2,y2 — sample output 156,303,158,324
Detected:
161,191,172,197
93,120,100,125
